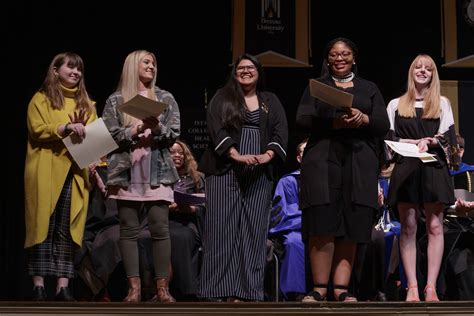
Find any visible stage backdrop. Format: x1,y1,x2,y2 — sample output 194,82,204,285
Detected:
442,0,474,67
232,0,311,67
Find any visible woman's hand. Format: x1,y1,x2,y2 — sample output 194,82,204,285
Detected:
141,116,160,131
169,202,179,212
228,147,258,165
399,138,433,152
233,154,259,166
63,122,86,139
334,108,367,129
256,151,274,164
417,138,429,152
423,137,438,147
69,109,89,125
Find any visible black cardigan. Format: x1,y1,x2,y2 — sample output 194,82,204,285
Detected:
199,90,288,178
296,76,390,209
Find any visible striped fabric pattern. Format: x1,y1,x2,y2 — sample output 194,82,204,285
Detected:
199,111,273,301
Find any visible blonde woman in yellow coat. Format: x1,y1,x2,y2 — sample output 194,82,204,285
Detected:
24,52,97,301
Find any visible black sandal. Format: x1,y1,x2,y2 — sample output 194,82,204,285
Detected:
333,285,357,302
302,284,327,303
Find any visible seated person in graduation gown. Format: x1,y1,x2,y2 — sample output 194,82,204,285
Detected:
440,133,474,300
269,140,307,300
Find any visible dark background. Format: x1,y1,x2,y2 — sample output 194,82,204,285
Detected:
1,0,472,300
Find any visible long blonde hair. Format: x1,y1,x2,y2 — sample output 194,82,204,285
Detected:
117,50,157,126
397,54,441,119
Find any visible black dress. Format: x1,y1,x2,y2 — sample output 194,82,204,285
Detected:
296,77,389,243
386,98,456,206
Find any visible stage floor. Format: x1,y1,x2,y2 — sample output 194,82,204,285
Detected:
1,301,474,316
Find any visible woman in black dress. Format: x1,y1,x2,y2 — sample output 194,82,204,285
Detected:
386,54,458,302
296,37,389,302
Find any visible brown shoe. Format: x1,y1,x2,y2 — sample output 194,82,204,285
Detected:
155,278,176,303
124,277,141,303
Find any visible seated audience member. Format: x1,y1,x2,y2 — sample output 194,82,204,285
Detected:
269,139,307,300
166,140,206,301
450,134,474,216
438,134,474,300
450,134,474,193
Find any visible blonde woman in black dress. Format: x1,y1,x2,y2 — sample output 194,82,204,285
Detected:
386,54,458,302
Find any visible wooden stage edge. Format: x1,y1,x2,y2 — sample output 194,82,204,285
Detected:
1,301,474,316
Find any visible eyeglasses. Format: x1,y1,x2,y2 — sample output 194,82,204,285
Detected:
328,51,353,60
170,150,184,156
236,65,257,73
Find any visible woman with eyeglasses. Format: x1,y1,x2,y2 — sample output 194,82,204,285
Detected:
296,37,389,302
198,53,288,302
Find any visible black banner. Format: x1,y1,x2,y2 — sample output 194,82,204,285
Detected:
245,0,295,58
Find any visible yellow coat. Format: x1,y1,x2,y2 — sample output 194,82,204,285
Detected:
24,87,97,248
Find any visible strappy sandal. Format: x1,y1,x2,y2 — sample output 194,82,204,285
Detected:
333,285,357,302
301,284,327,303
406,284,420,302
424,284,439,302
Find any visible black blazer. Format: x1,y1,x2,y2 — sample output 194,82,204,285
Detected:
199,90,288,178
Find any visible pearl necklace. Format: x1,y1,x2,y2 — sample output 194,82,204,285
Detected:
331,72,355,83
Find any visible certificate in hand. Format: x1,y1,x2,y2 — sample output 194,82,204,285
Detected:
174,190,206,205
117,94,168,120
62,118,118,169
384,140,437,163
309,79,353,108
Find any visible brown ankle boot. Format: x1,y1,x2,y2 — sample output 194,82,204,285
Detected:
155,278,175,303
124,277,141,302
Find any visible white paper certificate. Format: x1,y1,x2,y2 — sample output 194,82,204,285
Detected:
62,118,118,169
117,94,168,120
384,140,437,163
309,79,353,108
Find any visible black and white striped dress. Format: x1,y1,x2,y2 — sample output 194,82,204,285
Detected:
199,109,273,301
